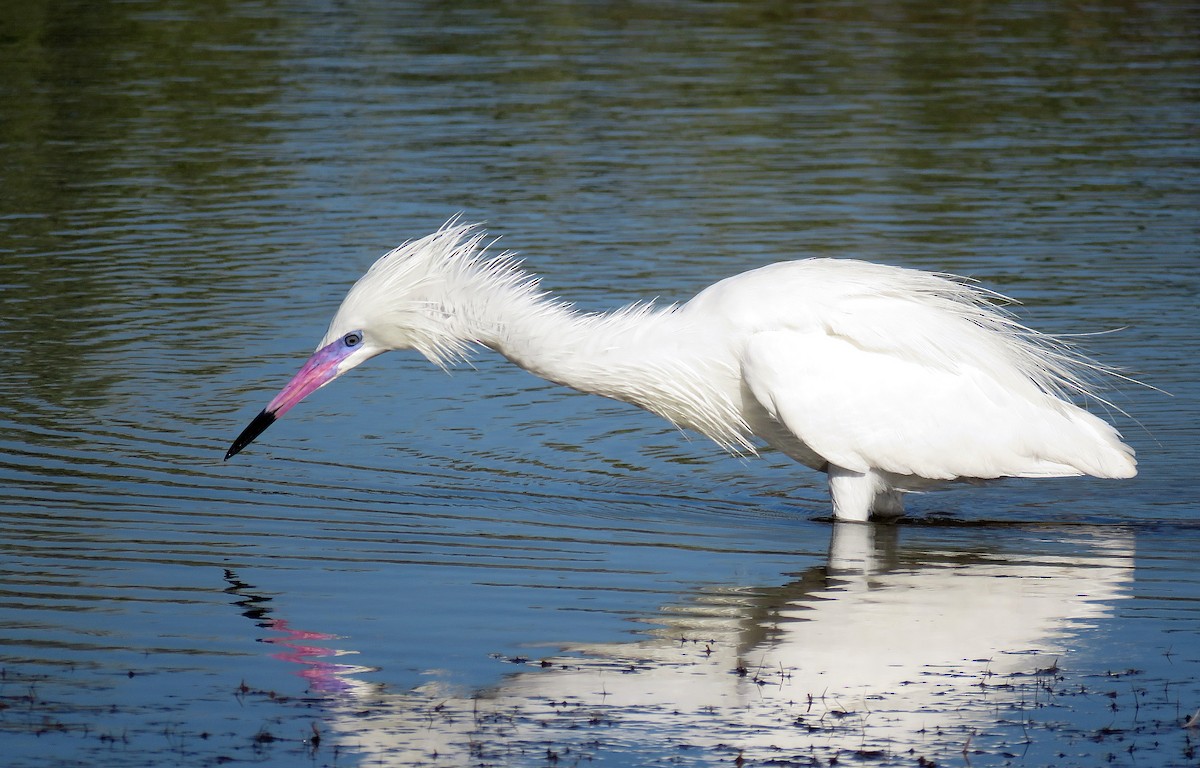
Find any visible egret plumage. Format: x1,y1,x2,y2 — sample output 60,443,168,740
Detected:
226,220,1136,521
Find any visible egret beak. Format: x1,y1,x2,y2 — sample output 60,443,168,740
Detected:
225,337,359,461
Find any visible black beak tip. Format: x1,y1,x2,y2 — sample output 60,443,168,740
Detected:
225,409,277,461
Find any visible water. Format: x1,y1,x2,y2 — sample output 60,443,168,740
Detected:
1,1,1197,766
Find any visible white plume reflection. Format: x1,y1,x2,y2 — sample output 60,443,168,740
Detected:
249,525,1135,765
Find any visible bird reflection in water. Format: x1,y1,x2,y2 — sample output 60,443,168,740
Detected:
223,570,373,695
220,526,1135,765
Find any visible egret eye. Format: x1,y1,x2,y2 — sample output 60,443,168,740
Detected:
343,332,362,347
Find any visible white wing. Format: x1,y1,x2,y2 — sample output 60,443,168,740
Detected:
744,329,1131,480
712,260,1137,482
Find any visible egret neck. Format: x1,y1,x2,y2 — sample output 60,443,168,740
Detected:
431,265,754,454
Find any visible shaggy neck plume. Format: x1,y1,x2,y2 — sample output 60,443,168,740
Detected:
440,262,752,453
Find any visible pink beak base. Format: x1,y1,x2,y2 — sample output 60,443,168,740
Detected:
225,338,355,461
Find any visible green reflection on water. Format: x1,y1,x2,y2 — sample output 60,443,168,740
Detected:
2,1,292,411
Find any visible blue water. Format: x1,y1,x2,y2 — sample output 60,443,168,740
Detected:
1,1,1197,766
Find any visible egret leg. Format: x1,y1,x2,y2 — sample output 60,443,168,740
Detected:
828,465,905,522
870,486,906,520
828,465,872,522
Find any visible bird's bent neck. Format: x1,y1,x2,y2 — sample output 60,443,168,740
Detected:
442,266,752,453
459,271,673,385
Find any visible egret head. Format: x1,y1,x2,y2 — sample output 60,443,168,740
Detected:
224,221,491,461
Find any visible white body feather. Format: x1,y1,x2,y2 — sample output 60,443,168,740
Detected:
323,221,1136,522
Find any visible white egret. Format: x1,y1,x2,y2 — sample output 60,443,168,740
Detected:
226,220,1136,521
